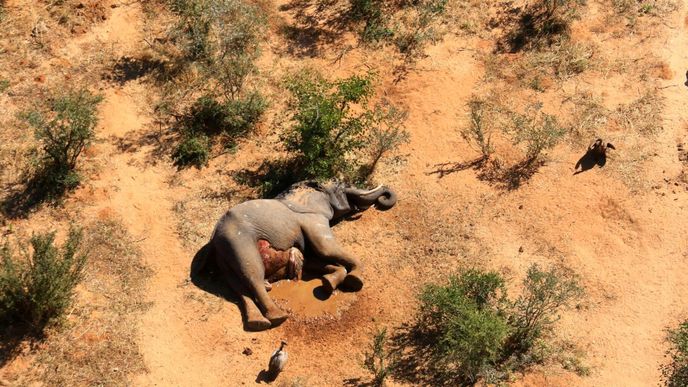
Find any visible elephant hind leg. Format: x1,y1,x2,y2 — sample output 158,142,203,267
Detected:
224,270,271,331
215,234,288,327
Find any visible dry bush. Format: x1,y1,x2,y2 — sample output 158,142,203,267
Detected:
443,0,490,36
155,0,269,168
501,0,586,52
348,0,450,63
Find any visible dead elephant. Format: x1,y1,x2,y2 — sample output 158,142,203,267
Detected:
193,181,397,331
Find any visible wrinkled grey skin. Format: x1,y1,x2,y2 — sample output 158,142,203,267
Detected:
198,181,397,331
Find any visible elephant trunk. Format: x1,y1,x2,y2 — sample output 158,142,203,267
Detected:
345,185,397,211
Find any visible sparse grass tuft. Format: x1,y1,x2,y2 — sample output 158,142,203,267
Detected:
613,0,678,18
565,91,610,142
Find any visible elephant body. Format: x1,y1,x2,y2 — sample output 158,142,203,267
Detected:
200,181,397,331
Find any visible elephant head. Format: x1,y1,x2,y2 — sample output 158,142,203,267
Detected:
344,185,397,212
277,181,397,220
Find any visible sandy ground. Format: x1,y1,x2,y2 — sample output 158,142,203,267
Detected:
2,0,688,386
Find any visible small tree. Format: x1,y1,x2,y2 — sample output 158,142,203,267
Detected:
662,320,688,387
0,228,87,330
283,70,407,182
22,89,102,196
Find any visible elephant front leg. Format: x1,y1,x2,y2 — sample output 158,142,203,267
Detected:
303,260,348,294
302,222,364,292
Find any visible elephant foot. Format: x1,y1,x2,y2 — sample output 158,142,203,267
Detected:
321,275,336,294
265,309,288,327
342,273,363,291
245,315,272,331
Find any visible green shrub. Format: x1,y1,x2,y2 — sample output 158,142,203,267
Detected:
173,92,266,168
349,0,393,43
0,79,9,93
506,264,584,355
363,328,394,387
283,70,407,182
0,228,86,330
22,89,102,198
418,270,509,382
172,134,210,168
409,265,584,384
662,320,688,387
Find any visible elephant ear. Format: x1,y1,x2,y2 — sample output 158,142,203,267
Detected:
325,182,352,214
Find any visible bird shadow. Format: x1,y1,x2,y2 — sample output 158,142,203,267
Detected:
255,369,276,383
574,149,607,175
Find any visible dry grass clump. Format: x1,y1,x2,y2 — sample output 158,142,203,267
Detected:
43,0,113,34
444,0,490,36
484,40,596,91
564,91,610,143
612,0,678,18
24,219,151,386
615,90,664,135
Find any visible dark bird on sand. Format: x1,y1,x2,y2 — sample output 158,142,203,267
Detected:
268,340,288,380
574,138,616,174
588,138,615,158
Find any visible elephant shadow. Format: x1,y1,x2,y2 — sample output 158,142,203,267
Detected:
190,243,240,306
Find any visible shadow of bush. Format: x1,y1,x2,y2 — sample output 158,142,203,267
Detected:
232,158,305,198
